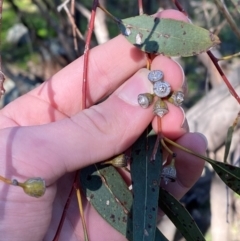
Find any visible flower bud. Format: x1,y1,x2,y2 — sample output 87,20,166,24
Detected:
102,154,128,167
21,177,46,198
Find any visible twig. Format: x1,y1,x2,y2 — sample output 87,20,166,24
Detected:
138,0,143,15
214,0,240,40
71,0,78,52
0,174,12,185
76,183,89,241
57,0,71,12
57,0,84,41
230,0,240,14
218,52,240,61
172,0,240,104
171,0,188,16
82,0,99,110
52,174,76,241
207,50,240,104
75,0,110,45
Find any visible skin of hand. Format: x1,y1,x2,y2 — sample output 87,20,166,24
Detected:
0,10,207,241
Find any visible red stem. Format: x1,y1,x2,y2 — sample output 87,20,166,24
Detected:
82,0,99,110
138,0,143,15
52,172,78,241
172,0,240,105
171,0,188,16
207,50,240,104
53,1,99,239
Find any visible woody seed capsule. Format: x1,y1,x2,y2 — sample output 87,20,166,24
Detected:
153,99,169,117
138,93,154,108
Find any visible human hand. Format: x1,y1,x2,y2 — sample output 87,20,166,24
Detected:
0,10,207,241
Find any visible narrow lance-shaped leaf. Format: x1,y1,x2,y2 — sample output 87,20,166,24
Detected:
130,132,163,241
208,160,240,195
164,137,240,196
223,126,234,163
80,162,169,241
118,15,220,57
155,229,169,241
80,164,133,240
159,188,206,241
224,112,240,163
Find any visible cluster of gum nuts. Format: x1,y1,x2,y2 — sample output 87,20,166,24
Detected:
137,70,184,117
137,70,185,184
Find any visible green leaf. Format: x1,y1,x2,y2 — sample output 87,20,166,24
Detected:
224,112,240,163
164,137,240,196
130,133,163,241
80,164,133,240
155,229,169,241
207,159,240,195
159,188,206,241
224,126,234,163
118,15,220,57
80,163,169,241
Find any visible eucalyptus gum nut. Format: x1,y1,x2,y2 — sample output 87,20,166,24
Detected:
153,99,169,117
168,91,184,106
21,177,46,198
138,93,154,108
119,15,220,57
161,163,177,185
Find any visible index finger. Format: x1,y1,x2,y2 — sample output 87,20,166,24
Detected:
0,10,189,126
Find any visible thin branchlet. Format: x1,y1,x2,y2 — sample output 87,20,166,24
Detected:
172,0,240,104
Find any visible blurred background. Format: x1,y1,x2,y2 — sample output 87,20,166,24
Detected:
1,0,240,240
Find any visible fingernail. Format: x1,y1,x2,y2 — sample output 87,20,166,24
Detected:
180,107,189,132
117,69,152,106
181,118,189,132
172,59,185,89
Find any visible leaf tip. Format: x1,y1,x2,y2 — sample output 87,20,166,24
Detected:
209,31,221,45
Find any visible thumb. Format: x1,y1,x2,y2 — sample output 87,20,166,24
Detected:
1,69,154,185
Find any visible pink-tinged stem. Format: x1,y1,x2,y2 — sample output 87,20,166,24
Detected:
138,0,143,15
82,0,99,110
172,0,240,105
52,173,77,241
172,0,188,16
207,50,240,104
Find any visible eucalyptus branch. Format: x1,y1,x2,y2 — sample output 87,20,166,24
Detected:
138,0,143,15
57,0,84,41
82,0,99,110
0,174,12,185
171,0,188,16
218,52,240,61
70,0,78,52
214,0,240,40
163,137,210,163
172,0,240,105
230,0,240,14
207,50,240,104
